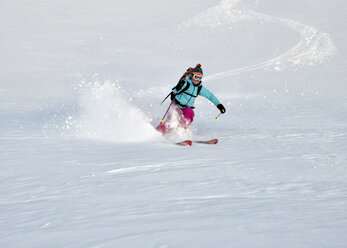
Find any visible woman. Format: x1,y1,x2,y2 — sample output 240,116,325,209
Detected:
156,64,225,135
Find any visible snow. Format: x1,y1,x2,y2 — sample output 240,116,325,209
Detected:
1,0,347,247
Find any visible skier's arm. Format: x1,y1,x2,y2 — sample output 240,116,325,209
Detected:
199,86,226,113
199,86,221,106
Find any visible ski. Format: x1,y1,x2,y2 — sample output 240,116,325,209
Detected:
194,138,218,145
175,140,192,146
175,139,218,146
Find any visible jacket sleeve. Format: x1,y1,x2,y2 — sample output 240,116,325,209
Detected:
199,86,221,106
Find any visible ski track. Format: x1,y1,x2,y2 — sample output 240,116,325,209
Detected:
185,0,336,81
107,164,165,175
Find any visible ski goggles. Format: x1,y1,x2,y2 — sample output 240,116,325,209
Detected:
192,74,203,80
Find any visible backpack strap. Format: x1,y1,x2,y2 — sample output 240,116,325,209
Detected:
174,82,202,97
177,82,190,95
197,85,202,96
172,79,190,94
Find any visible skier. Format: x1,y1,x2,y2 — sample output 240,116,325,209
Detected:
156,64,226,135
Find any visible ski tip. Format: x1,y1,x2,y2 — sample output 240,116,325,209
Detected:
175,140,192,146
208,138,218,144
195,138,218,144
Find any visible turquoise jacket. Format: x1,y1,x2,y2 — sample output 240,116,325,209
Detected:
172,75,221,109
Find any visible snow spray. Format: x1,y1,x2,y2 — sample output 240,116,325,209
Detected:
66,80,160,143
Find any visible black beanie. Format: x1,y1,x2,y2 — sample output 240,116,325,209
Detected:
192,64,203,75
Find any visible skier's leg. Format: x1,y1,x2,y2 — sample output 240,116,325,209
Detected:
180,107,194,128
155,103,180,134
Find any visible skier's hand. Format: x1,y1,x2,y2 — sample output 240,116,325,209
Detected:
217,104,226,114
170,92,176,101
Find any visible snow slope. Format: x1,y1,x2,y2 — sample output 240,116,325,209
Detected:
1,0,347,247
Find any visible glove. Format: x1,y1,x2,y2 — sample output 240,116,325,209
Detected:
217,104,226,114
170,92,176,101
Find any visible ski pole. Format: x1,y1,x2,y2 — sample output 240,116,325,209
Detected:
160,101,173,124
160,92,171,105
215,113,222,120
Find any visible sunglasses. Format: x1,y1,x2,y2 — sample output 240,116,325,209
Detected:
193,74,203,80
